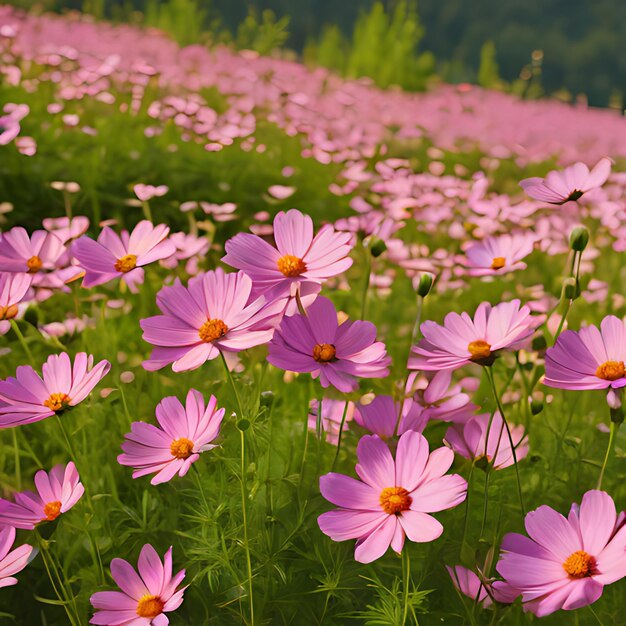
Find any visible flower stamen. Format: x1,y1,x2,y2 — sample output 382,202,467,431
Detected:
313,343,336,363
114,254,137,273
491,257,506,270
43,500,62,521
43,392,71,413
136,594,165,618
198,319,228,343
379,486,412,515
563,550,596,579
170,437,194,460
468,340,492,361
596,360,625,381
26,255,43,273
277,255,306,277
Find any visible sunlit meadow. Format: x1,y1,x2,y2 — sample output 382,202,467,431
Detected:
1,4,626,625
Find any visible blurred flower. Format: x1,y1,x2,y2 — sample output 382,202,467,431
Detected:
520,157,612,204
496,490,626,616
0,273,31,335
133,184,169,202
73,221,176,293
318,431,467,563
463,233,535,276
118,390,225,484
0,463,84,529
308,398,355,445
141,269,283,372
355,394,427,439
90,544,186,625
0,526,34,588
268,296,390,393
0,352,111,428
544,316,626,390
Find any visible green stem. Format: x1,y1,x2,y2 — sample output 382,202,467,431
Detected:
485,367,525,517
141,200,153,222
332,401,350,470
360,242,372,320
460,463,474,553
597,421,619,490
192,464,210,516
479,469,491,538
239,428,255,625
220,352,245,421
12,429,21,491
10,319,35,366
402,548,411,625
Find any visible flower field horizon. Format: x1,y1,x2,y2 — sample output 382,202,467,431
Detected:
1,4,626,625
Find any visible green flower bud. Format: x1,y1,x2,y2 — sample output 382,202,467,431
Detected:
369,237,387,258
569,226,589,252
416,273,434,298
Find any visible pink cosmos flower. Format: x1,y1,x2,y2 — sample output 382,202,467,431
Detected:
90,544,186,626
520,157,612,204
444,412,529,469
409,370,477,423
355,395,427,439
43,216,90,245
267,296,391,393
447,565,518,607
544,315,626,390
72,221,176,293
141,269,283,372
0,227,77,289
0,272,31,335
0,525,34,588
496,490,626,617
463,233,535,276
133,184,169,202
222,209,353,315
318,430,467,563
118,390,225,485
0,352,111,428
308,399,355,445
0,462,84,529
409,300,541,371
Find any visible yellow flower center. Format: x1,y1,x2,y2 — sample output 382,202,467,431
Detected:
114,254,137,273
136,594,164,618
198,318,228,343
596,360,625,381
563,550,596,579
379,486,412,515
468,340,492,361
491,257,506,270
313,343,336,363
26,255,43,273
277,254,307,277
43,392,71,413
43,500,62,521
0,304,19,320
170,437,194,460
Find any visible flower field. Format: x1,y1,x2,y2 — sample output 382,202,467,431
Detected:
1,5,626,625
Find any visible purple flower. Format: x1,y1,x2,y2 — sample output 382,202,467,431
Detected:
355,394,427,439
0,526,34,588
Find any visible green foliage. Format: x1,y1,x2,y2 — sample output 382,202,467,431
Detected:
235,8,290,55
477,41,502,89
143,0,208,46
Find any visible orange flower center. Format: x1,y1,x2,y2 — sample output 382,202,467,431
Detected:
468,340,492,361
313,343,336,363
26,255,43,273
198,318,228,343
114,254,137,273
596,360,625,381
277,254,307,277
136,594,165,618
43,500,62,521
379,486,412,515
170,437,194,459
563,550,596,579
43,392,71,413
0,304,19,320
491,257,506,270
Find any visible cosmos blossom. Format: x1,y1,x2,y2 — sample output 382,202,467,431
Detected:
496,490,626,617
354,394,428,439
222,208,353,315
267,296,391,393
0,525,34,588
0,272,32,335
308,399,355,445
444,412,529,470
72,220,176,293
544,315,626,390
446,565,518,607
462,233,536,276
519,157,612,204
90,544,187,626
318,431,467,563
409,300,541,371
118,390,225,485
0,462,84,529
141,269,284,372
0,352,111,428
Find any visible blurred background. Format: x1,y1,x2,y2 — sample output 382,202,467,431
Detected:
5,0,626,109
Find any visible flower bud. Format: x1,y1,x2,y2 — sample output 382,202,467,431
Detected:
530,398,544,415
369,237,387,258
561,277,577,300
416,273,434,298
569,226,589,252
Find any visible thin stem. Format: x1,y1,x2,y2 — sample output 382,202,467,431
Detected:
553,300,572,342
220,352,245,420
141,200,153,222
56,416,80,468
332,401,350,470
10,319,35,366
12,429,21,491
360,244,372,320
239,428,255,625
402,548,411,625
485,367,525,517
479,469,491,538
597,421,619,489
460,463,474,553
192,464,210,516
295,289,307,317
